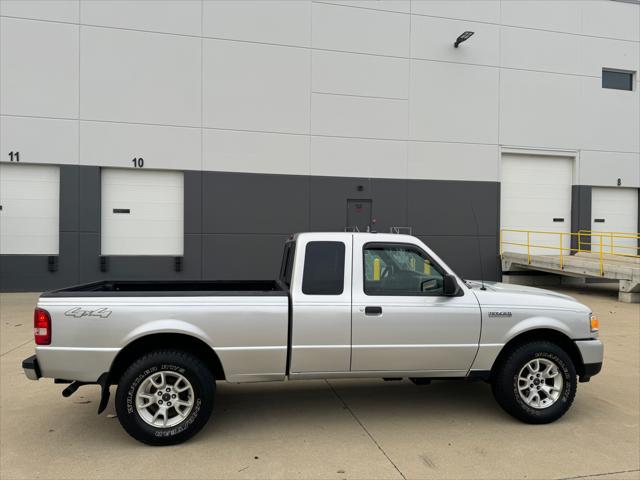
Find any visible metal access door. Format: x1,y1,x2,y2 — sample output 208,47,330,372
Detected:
347,199,372,232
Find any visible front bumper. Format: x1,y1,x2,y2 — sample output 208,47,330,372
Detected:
22,355,41,381
575,338,604,382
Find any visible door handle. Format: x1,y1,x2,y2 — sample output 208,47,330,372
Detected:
365,306,382,315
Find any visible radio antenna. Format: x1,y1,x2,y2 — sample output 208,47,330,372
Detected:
470,202,487,291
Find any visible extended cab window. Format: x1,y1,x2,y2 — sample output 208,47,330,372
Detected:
364,243,444,296
302,241,345,295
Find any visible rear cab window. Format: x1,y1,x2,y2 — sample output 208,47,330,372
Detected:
302,241,345,295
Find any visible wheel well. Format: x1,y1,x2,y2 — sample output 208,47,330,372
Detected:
107,333,226,384
490,329,585,379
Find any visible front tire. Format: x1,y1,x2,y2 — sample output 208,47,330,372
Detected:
115,350,215,445
491,341,576,424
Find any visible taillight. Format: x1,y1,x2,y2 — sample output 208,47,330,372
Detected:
34,308,51,345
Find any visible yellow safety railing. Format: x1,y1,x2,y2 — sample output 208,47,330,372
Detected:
500,229,640,276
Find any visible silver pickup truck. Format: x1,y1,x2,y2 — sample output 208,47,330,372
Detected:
23,232,603,445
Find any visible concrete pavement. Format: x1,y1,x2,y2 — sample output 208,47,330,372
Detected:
1,286,638,480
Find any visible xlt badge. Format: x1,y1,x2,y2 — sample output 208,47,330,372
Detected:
488,311,512,318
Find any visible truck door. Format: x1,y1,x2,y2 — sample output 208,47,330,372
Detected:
350,237,481,375
289,234,353,374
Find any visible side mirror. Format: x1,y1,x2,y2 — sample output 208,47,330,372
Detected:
443,274,458,296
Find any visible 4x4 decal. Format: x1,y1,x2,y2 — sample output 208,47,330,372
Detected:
64,307,112,318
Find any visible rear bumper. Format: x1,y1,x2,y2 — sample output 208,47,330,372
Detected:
22,355,41,381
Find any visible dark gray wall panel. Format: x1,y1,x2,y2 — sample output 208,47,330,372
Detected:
408,180,499,237
1,167,503,291
78,233,202,282
309,176,372,231
0,233,79,292
571,185,592,252
59,166,79,232
370,178,408,232
202,234,288,280
203,172,309,234
184,171,202,234
78,232,101,283
78,166,100,233
418,235,500,281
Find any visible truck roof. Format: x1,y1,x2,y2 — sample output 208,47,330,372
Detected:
293,232,416,241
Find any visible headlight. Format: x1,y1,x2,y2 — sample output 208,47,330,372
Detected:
590,314,599,334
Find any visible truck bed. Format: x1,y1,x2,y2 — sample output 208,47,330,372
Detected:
41,280,287,297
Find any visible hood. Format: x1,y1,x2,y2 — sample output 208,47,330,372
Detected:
465,280,589,312
466,280,576,301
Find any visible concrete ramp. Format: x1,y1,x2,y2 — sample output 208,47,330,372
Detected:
501,251,640,303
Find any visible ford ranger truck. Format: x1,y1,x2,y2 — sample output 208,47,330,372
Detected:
22,232,603,445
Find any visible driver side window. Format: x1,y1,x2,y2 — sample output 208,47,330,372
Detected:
364,244,444,296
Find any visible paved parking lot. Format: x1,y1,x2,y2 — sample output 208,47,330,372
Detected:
1,286,638,480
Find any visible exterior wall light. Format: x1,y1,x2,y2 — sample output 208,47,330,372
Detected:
454,31,475,48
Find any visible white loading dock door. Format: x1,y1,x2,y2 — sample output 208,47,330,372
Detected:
591,187,638,255
0,163,59,255
101,169,184,256
500,154,573,255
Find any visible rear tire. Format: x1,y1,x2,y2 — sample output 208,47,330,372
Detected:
115,350,215,445
491,341,576,424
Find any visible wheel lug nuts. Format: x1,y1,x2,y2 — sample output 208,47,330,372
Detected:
166,388,170,392
172,394,176,399
167,402,172,407
157,391,162,396
158,400,163,405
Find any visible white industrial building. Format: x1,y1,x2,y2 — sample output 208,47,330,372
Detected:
0,0,638,291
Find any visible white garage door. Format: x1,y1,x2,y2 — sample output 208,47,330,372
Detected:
591,187,638,255
101,168,183,256
0,163,59,255
501,154,573,255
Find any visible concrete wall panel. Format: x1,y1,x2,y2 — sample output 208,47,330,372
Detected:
203,129,309,176
411,15,499,67
1,18,78,118
312,2,409,57
312,50,409,99
500,70,581,150
80,26,201,126
0,116,78,166
79,121,201,171
203,0,310,46
409,61,499,144
311,93,408,140
1,0,79,23
310,136,407,179
81,0,201,36
580,151,640,189
203,40,310,134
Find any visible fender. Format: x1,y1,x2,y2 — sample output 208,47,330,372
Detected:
121,319,215,348
471,316,574,372
503,316,573,343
